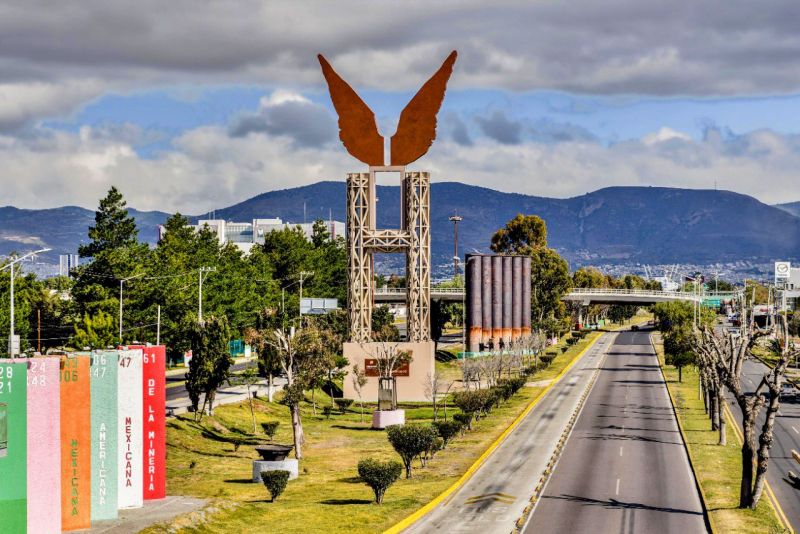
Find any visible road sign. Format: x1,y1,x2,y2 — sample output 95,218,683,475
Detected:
300,298,338,315
775,261,791,279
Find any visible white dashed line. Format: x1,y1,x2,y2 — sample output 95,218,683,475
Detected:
793,426,799,435
619,447,623,457
615,478,620,495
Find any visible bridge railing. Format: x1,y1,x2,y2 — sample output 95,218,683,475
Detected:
566,288,700,300
375,287,464,294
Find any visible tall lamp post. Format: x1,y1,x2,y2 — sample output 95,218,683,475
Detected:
449,214,462,281
119,273,144,343
2,248,51,357
197,266,216,324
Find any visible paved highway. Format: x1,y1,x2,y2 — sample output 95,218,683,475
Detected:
405,331,616,533
727,358,800,531
524,330,707,534
165,359,258,401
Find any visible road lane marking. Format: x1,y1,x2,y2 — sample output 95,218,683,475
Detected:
615,478,620,495
793,426,799,435
619,447,623,457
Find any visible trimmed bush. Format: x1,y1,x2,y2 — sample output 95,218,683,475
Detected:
433,420,462,448
387,424,438,478
322,406,334,419
452,390,487,430
566,337,578,346
334,398,355,414
358,458,402,504
261,421,280,441
452,413,471,433
261,470,290,502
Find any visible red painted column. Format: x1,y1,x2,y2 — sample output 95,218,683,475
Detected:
130,345,166,500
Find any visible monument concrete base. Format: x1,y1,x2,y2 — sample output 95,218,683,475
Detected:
372,409,405,429
252,459,299,482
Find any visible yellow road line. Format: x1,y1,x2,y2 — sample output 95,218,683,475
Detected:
722,403,794,534
383,332,605,534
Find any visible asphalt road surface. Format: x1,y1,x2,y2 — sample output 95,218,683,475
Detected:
727,358,800,531
405,331,616,533
165,359,257,401
525,330,707,534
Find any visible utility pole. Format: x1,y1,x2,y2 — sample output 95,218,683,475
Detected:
297,271,314,317
198,267,216,324
119,273,143,344
449,214,462,281
1,248,50,357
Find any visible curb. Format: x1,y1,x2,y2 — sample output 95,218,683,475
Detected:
652,334,714,534
382,331,605,534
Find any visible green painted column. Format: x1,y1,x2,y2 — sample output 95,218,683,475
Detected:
0,362,27,533
91,351,119,521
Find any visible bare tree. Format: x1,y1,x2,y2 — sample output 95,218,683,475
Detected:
694,310,797,509
371,342,412,379
424,371,441,421
351,364,368,423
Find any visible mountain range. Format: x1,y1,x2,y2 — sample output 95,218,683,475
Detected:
2,182,799,273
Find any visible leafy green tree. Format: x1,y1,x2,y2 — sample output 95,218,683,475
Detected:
490,214,547,254
386,424,438,478
187,315,233,418
260,470,290,502
372,305,399,341
70,311,116,350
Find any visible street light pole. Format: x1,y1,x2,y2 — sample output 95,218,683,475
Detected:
2,248,51,357
449,214,462,281
198,267,216,323
297,271,314,318
119,273,144,343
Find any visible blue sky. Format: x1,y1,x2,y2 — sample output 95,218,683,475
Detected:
3,1,800,211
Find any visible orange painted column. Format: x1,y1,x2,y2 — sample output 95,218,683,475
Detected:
60,355,91,531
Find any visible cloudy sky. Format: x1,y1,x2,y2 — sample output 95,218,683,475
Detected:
3,0,800,212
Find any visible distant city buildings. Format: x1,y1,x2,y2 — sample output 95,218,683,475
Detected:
158,218,346,254
59,254,80,276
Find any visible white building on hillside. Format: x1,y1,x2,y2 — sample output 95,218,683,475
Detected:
158,218,345,254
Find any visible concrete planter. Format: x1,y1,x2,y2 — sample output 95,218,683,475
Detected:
371,409,405,429
252,459,299,482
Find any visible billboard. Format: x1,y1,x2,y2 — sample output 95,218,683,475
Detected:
117,349,143,509
60,355,91,531
776,261,791,280
0,362,27,533
91,351,119,520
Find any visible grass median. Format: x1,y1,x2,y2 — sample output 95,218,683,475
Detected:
654,336,785,534
141,332,602,534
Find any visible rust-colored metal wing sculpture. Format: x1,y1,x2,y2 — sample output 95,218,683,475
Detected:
390,51,457,166
318,54,384,166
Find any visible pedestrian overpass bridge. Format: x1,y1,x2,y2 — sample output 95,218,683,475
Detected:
374,286,738,305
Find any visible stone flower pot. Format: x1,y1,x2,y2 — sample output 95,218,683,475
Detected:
254,444,294,462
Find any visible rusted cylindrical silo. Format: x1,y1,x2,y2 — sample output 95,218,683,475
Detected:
512,256,522,340
481,255,492,347
502,256,512,345
465,254,482,354
492,256,503,346
522,256,532,336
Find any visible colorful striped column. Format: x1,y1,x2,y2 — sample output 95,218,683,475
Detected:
25,358,61,534
91,351,119,520
60,354,92,531
141,346,166,500
117,349,143,509
0,361,27,533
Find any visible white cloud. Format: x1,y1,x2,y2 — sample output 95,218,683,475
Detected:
641,127,692,146
2,122,800,212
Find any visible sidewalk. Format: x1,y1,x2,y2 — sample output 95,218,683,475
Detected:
84,496,207,533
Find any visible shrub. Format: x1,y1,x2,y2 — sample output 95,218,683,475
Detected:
482,388,501,414
452,413,471,433
261,470,290,502
261,421,280,441
452,390,487,429
566,337,578,346
386,424,438,478
433,420,462,448
322,406,334,419
561,346,569,353
335,398,355,414
357,458,402,504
